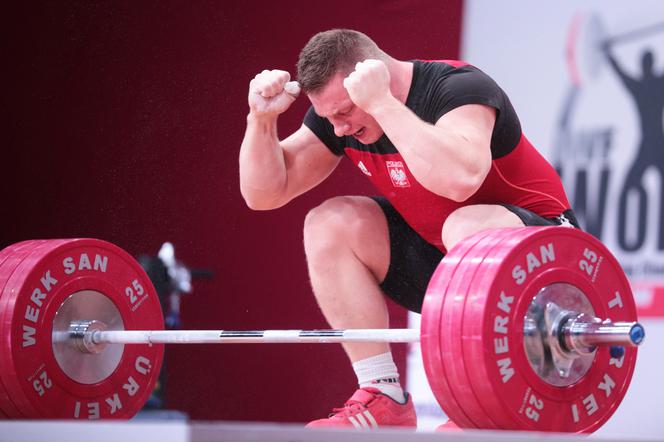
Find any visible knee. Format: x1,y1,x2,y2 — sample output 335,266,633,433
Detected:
303,196,359,256
305,197,390,283
442,204,524,250
441,206,477,251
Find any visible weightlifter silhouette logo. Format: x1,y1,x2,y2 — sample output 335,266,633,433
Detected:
605,46,664,251
553,13,664,286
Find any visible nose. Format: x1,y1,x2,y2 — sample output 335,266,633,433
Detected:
331,119,352,137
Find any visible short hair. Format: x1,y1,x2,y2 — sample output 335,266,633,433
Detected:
296,29,385,93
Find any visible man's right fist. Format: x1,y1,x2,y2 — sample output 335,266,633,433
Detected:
248,69,301,117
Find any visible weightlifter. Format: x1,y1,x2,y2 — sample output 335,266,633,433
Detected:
239,29,579,429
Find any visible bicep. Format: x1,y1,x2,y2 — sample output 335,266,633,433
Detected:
436,104,496,186
279,125,342,201
434,104,495,164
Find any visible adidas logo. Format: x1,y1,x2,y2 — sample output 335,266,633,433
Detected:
358,161,372,176
348,409,378,429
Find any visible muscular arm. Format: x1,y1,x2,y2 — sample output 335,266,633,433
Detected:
370,98,495,201
239,118,341,210
344,59,495,201
239,69,341,210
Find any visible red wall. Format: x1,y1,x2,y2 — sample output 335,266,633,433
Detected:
3,0,461,422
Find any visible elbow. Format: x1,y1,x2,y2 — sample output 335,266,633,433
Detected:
242,194,277,211
240,187,285,211
243,198,274,211
445,163,491,202
446,183,479,202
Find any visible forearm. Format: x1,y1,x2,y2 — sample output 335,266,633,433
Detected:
239,114,288,209
370,97,487,200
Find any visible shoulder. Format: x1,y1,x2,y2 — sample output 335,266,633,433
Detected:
409,60,505,106
408,61,504,121
412,60,481,83
426,61,499,90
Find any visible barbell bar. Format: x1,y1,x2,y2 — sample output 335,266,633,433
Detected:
61,318,642,347
0,227,644,432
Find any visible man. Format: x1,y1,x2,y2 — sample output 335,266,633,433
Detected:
239,29,578,429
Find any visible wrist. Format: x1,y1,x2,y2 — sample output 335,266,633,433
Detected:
247,112,279,125
365,94,401,118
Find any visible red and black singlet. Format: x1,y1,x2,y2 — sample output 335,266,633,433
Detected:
303,60,571,253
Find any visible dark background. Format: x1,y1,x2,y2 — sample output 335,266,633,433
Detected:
3,0,462,422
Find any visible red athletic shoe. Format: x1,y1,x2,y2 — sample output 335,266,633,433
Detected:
306,387,417,429
436,419,462,431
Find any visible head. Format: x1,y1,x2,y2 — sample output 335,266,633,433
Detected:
641,50,654,76
297,29,388,143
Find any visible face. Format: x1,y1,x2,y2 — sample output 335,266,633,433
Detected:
307,73,383,144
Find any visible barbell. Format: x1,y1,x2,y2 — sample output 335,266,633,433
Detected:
0,227,644,432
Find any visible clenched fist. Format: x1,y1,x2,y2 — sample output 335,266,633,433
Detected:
248,69,301,117
342,59,392,114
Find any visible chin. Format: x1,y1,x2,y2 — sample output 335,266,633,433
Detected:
363,129,383,144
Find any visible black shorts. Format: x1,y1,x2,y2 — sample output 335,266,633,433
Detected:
372,197,581,313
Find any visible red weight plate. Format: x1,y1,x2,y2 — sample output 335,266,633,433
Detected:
0,240,71,417
422,230,491,428
461,229,541,429
461,228,560,429
0,240,48,418
441,228,531,429
463,227,637,432
439,229,504,428
421,228,496,428
455,228,532,429
0,239,164,419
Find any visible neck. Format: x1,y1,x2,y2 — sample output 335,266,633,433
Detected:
386,58,414,104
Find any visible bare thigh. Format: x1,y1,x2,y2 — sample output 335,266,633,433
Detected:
441,204,524,251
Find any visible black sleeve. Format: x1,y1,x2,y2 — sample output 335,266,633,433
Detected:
419,65,522,158
303,107,345,156
428,68,505,122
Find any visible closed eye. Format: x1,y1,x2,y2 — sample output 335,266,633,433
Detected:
337,105,354,116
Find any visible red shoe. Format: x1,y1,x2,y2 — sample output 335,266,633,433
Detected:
436,419,462,431
306,387,417,429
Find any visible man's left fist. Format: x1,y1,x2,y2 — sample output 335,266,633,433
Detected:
343,59,392,113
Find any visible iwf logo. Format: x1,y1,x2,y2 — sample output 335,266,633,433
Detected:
553,13,664,314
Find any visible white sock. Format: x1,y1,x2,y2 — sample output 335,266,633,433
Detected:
352,352,405,403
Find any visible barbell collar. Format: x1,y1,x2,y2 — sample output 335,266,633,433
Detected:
563,316,645,353
68,320,109,354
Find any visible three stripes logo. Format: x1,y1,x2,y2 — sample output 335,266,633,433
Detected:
357,160,372,176
348,409,379,429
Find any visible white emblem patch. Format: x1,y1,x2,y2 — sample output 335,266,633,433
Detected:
386,161,410,188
